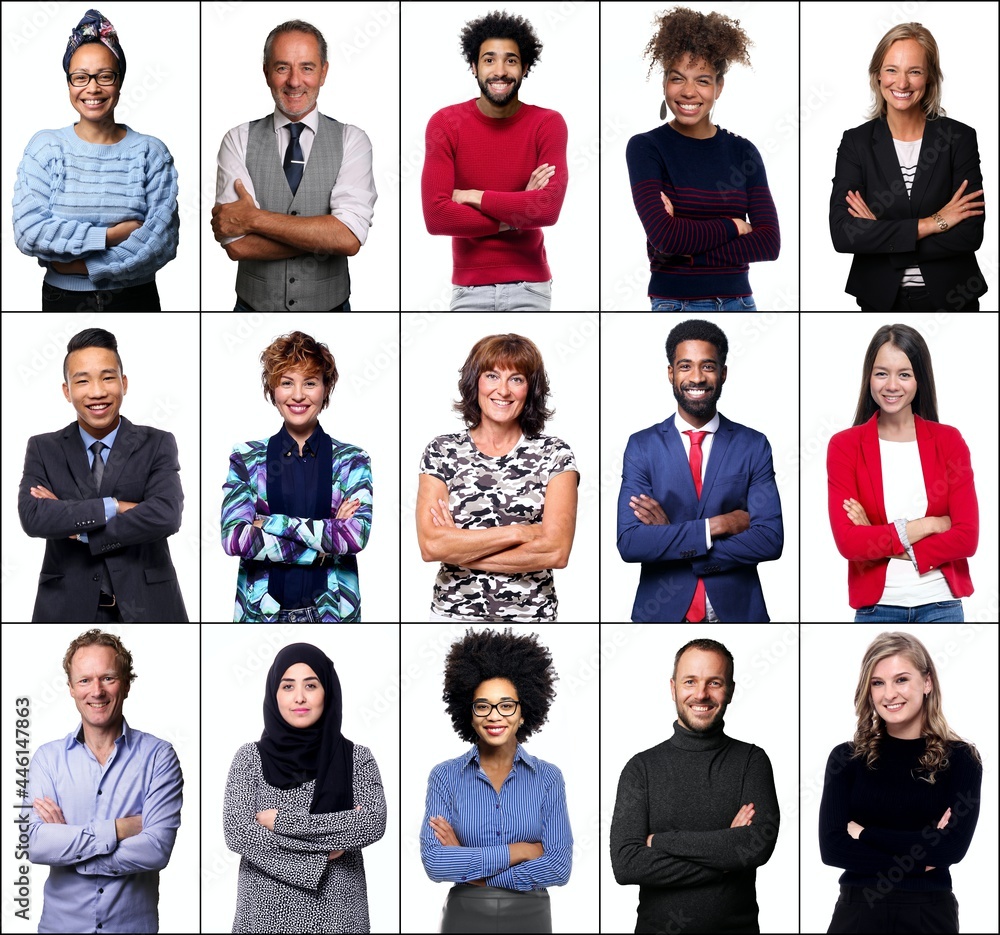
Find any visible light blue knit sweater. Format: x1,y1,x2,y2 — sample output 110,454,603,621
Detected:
13,125,179,292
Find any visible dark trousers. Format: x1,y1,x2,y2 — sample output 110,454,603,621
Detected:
858,285,979,312
42,280,161,311
441,885,551,934
827,885,959,933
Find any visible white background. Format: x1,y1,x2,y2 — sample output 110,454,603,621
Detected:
199,312,400,622
399,1,600,311
600,312,800,622
800,1,999,311
398,312,599,622
600,624,800,933
0,623,200,934
599,2,800,311
1,2,200,311
200,624,400,934
399,623,600,933
799,312,999,621
0,311,200,622
800,623,998,935
199,2,401,311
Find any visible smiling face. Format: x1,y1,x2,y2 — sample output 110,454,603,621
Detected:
471,677,521,751
668,339,726,424
277,663,325,728
67,43,120,125
663,54,722,138
62,346,127,439
878,39,927,117
265,31,328,121
274,367,325,438
870,343,917,418
477,366,528,428
871,654,931,739
68,645,129,734
670,648,732,733
473,38,525,109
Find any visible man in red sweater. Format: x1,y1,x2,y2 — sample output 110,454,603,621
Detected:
421,11,568,310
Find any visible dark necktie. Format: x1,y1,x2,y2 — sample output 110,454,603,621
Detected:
90,441,106,493
283,123,305,195
682,430,708,621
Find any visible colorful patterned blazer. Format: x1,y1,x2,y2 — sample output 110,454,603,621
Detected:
221,429,372,621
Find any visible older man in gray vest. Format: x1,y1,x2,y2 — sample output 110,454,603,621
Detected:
211,20,376,311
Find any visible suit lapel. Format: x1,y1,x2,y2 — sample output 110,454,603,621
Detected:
660,416,700,506
859,414,888,523
872,118,912,216
100,416,139,496
60,421,96,497
913,415,940,514
699,415,731,518
909,120,943,212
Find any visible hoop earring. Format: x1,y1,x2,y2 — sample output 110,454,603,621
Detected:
659,99,667,120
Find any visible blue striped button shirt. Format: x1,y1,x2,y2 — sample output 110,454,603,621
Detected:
420,743,573,890
27,720,183,934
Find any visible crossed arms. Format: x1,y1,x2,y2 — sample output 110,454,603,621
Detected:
416,470,577,573
224,743,386,891
610,750,779,888
29,743,181,875
17,432,183,555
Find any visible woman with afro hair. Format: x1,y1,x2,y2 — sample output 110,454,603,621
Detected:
626,7,780,310
420,627,572,932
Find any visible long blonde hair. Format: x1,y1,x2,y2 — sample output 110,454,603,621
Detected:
851,631,978,783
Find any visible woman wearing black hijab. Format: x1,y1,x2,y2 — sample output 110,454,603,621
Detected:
224,643,386,933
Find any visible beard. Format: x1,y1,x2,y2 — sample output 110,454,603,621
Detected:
477,74,522,107
675,700,726,733
672,379,723,419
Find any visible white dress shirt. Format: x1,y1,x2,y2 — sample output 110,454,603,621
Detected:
215,108,376,246
673,409,721,621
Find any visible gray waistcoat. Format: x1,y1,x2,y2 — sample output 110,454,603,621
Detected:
236,114,349,310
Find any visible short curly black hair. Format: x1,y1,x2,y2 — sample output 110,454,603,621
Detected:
459,11,543,74
443,628,557,744
665,319,729,367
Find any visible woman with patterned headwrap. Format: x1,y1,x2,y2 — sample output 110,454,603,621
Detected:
221,331,372,623
12,9,178,310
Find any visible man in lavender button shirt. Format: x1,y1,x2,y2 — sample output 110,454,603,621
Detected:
27,629,182,934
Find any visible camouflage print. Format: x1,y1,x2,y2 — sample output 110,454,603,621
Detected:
420,432,579,621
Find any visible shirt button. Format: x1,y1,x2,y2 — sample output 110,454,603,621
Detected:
289,299,296,306
76,854,82,859
98,789,102,795
98,924,103,929
289,277,296,283
99,888,104,894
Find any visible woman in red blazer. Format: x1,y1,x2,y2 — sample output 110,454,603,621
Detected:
827,323,978,620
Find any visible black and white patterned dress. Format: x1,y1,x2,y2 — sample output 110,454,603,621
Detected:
224,742,386,933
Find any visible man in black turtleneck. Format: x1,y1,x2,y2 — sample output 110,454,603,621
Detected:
610,638,779,934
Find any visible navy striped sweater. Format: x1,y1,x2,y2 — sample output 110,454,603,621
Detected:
626,123,780,300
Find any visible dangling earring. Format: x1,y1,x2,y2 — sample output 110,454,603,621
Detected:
659,99,667,120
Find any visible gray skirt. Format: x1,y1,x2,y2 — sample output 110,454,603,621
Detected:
440,884,551,934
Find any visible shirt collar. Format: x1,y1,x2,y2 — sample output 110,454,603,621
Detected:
69,717,132,749
460,742,538,772
79,418,121,452
277,422,324,458
673,410,721,437
273,107,320,137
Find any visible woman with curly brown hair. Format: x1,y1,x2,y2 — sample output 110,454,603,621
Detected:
818,631,982,933
420,627,572,933
626,6,779,310
415,334,578,621
221,331,372,622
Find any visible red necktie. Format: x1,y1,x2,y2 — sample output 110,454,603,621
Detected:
683,430,708,621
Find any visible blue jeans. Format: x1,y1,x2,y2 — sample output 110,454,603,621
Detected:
651,295,756,311
234,298,351,311
276,605,322,622
450,281,552,310
854,600,964,622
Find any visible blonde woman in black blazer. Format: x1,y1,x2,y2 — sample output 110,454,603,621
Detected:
830,23,985,311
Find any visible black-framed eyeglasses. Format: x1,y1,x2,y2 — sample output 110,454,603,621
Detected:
67,71,119,87
472,700,520,717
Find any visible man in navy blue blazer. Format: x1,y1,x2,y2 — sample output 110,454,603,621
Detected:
617,320,782,622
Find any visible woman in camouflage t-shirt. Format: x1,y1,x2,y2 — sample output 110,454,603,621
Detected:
416,334,579,621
